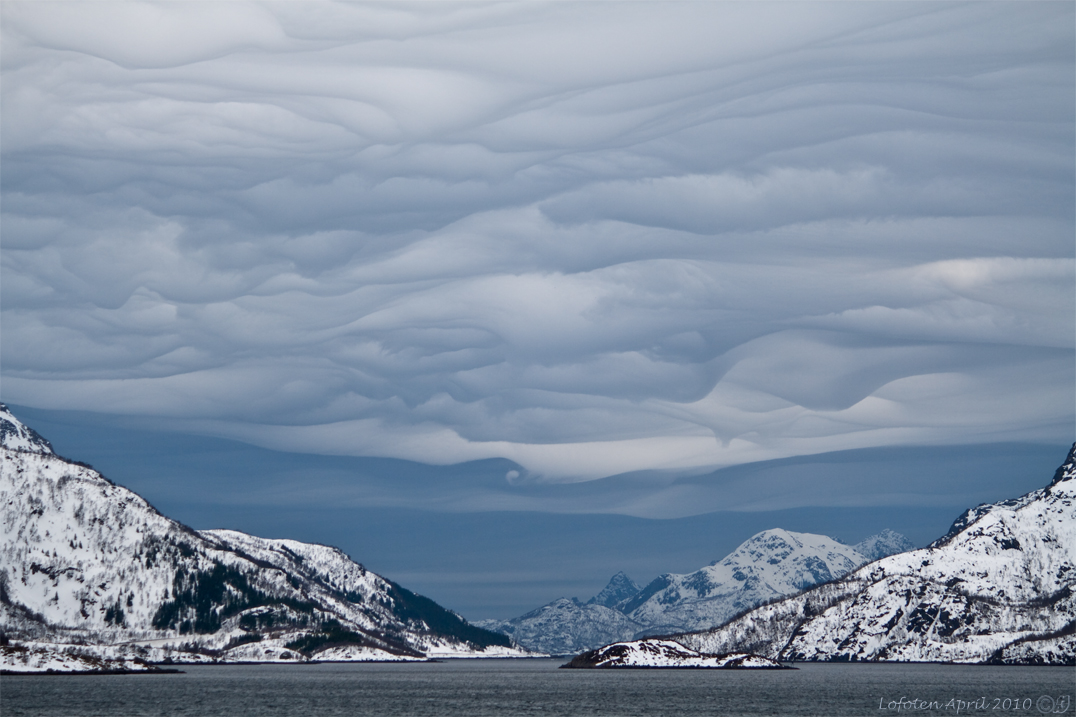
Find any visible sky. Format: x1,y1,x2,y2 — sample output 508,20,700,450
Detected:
1,2,1074,619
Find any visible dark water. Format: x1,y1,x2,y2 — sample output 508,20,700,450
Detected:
3,660,1072,717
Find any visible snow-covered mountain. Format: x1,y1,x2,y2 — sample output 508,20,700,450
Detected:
0,404,522,670
853,529,915,561
479,528,912,654
475,597,645,656
678,444,1076,665
473,570,646,656
624,529,880,636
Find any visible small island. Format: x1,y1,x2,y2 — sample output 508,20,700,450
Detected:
560,638,791,669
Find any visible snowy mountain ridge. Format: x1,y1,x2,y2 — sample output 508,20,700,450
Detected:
624,528,889,637
0,410,54,455
677,444,1076,665
0,404,523,670
852,529,916,562
479,526,913,654
586,571,641,609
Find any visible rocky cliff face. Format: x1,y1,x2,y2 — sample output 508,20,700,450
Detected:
678,444,1076,665
0,404,519,668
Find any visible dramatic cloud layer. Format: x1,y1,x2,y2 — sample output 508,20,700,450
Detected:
2,2,1073,481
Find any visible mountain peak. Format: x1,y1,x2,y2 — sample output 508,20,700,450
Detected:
930,446,1076,550
587,571,642,609
853,529,915,562
1050,442,1076,487
0,404,54,455
715,528,851,568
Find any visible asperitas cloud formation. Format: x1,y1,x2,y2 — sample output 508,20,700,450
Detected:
2,2,1073,480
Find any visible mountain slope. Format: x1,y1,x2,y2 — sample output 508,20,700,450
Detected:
678,444,1076,665
0,405,517,666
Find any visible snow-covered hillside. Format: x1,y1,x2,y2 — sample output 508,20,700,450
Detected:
0,404,522,671
678,444,1076,665
480,528,912,654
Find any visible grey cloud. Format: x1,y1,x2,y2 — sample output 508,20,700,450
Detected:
1,2,1073,481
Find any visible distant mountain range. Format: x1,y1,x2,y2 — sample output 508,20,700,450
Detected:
477,528,913,654
677,444,1076,665
5,400,1070,670
0,405,523,672
485,445,1075,665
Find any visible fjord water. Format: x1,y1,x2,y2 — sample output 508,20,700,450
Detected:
4,660,1072,717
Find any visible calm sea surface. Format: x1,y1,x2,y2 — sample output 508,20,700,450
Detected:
3,659,1072,717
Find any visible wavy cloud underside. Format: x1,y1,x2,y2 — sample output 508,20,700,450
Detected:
1,3,1073,480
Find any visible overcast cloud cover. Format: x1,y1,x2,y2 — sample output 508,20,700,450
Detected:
2,2,1073,491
